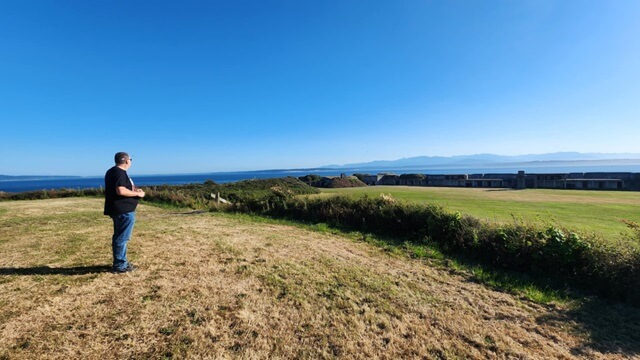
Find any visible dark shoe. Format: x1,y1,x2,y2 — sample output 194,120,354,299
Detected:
111,264,137,273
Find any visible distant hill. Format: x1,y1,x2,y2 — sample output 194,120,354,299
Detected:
323,152,640,170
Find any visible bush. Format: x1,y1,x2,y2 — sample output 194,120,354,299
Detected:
142,177,320,211
245,194,640,306
297,174,367,188
298,174,322,184
0,188,104,201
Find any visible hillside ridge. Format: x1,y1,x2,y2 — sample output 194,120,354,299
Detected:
326,152,640,169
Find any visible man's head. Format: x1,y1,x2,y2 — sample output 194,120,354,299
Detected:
114,152,132,168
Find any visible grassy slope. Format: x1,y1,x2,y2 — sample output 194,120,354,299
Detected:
317,187,640,239
1,198,640,359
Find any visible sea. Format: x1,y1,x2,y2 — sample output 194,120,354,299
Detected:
1,169,346,193
3,164,640,193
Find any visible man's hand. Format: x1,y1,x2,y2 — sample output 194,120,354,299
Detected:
117,186,145,198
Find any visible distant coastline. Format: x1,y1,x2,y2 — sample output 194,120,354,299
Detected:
0,175,82,181
3,162,640,193
324,152,640,169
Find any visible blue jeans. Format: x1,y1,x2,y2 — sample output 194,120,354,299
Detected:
110,212,135,270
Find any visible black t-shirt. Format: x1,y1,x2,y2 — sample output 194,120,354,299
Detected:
104,166,139,216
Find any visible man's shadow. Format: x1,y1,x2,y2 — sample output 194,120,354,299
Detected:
0,265,112,276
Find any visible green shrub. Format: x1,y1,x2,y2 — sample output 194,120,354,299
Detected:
142,177,319,211
298,174,322,184
247,194,640,306
0,188,104,201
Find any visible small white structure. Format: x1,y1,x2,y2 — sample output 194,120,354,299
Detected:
211,192,229,204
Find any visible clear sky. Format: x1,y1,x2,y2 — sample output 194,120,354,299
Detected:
1,1,639,176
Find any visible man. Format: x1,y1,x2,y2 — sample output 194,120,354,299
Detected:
104,152,145,273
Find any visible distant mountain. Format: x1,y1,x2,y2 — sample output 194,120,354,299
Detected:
323,152,640,170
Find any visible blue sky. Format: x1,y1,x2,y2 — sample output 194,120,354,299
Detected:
1,1,639,176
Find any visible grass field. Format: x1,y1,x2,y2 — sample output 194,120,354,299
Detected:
2,198,640,359
317,187,640,239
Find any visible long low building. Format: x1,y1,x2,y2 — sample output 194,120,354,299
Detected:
361,171,640,191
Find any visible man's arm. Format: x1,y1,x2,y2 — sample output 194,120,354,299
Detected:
116,186,145,198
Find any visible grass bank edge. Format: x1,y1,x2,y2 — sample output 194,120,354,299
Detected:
236,193,640,307
318,186,640,238
204,211,577,307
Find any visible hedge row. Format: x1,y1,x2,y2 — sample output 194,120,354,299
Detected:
142,177,320,208
243,193,640,305
0,188,104,201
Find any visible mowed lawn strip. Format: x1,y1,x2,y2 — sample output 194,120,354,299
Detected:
317,186,640,238
1,198,640,359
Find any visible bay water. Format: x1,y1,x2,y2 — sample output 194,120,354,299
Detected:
3,164,640,193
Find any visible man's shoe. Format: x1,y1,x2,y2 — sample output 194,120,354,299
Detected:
111,264,137,273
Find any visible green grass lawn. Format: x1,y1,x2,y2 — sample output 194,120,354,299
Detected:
317,186,640,239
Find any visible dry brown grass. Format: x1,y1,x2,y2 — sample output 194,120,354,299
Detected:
1,198,640,359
